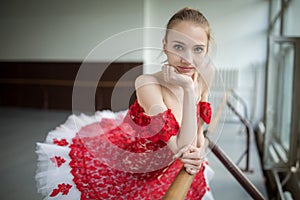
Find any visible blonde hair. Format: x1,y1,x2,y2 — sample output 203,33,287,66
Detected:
165,7,211,49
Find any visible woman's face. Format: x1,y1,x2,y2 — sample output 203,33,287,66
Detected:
164,21,208,78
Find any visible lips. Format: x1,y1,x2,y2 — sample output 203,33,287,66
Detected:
177,66,194,73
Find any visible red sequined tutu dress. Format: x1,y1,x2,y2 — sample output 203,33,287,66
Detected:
36,100,214,200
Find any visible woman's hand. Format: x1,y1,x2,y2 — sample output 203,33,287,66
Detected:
162,64,194,90
173,145,205,175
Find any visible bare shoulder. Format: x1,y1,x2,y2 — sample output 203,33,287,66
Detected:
135,73,161,89
135,72,167,115
135,73,162,101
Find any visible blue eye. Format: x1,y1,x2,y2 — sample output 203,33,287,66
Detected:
173,44,184,51
194,47,204,53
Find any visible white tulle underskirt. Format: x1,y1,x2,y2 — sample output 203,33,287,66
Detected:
36,109,214,200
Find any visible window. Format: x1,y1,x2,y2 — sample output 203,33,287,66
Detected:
264,37,300,170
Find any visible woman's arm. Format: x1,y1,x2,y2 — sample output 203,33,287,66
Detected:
177,87,210,175
177,87,198,148
135,73,197,153
162,65,198,150
136,73,205,175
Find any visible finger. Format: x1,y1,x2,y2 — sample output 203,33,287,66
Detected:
185,168,197,175
166,64,173,80
163,64,169,82
184,146,206,159
163,64,170,82
173,151,182,160
181,159,203,168
185,167,193,175
184,163,201,171
183,150,203,160
184,165,200,174
186,146,200,152
168,65,177,74
186,155,204,163
168,64,175,80
173,147,188,160
173,144,191,159
185,167,198,175
182,154,202,161
168,65,182,79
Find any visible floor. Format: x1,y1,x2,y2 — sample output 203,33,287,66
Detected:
206,122,268,199
0,107,267,200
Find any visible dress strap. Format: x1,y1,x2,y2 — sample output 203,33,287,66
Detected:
126,100,180,142
197,102,212,124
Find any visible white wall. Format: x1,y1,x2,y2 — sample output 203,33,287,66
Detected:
0,0,144,62
143,0,269,73
0,0,270,123
143,0,269,123
284,0,300,36
0,0,269,65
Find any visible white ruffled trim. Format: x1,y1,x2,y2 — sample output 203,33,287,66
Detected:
36,109,214,199
35,110,127,199
203,160,215,200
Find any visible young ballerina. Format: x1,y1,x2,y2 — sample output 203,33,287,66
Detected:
36,7,215,200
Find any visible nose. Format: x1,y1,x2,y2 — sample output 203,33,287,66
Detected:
180,50,193,65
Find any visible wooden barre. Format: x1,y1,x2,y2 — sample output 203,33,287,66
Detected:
163,167,195,200
163,90,265,200
163,91,230,200
163,136,265,200
206,135,265,200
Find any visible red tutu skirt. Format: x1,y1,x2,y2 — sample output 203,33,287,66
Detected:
36,100,214,199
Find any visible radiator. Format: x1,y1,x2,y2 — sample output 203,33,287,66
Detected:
209,68,240,122
211,68,239,90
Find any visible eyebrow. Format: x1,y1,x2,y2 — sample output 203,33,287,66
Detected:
194,44,206,47
172,40,185,45
172,40,206,47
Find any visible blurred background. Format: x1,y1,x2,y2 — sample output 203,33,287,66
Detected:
0,0,299,199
